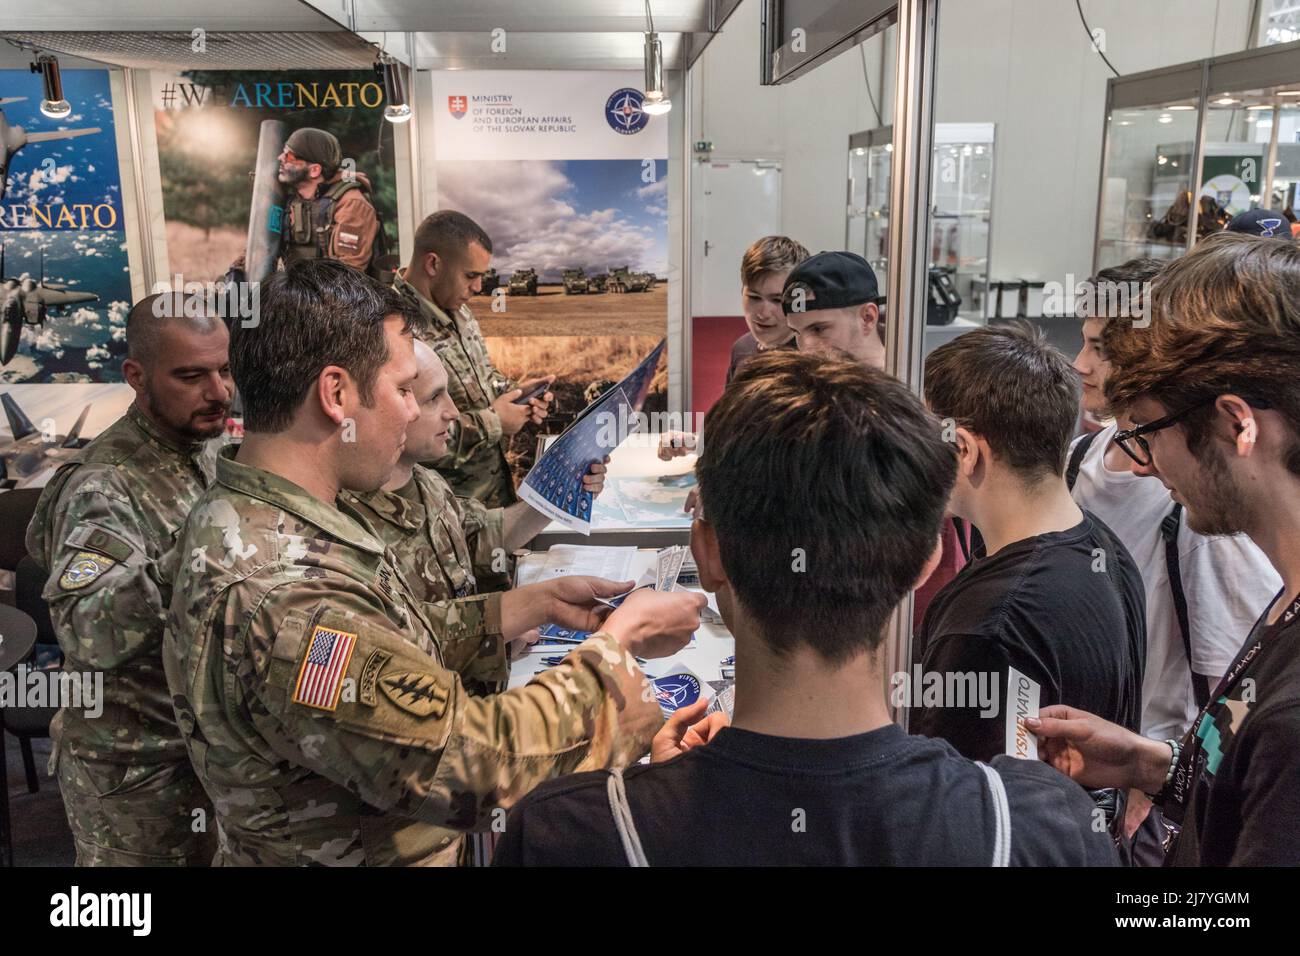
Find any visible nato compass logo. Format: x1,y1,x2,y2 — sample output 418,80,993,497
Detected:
652,673,702,715
606,88,649,135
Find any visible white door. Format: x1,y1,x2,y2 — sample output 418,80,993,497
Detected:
691,160,782,316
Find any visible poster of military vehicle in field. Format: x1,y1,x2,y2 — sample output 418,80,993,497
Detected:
436,156,668,480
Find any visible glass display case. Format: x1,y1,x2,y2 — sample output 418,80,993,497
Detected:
847,121,994,336
847,126,893,290
1095,41,1300,270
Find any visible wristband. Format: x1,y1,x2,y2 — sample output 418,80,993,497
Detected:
1146,738,1180,804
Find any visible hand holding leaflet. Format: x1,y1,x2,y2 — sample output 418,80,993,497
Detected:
518,339,666,533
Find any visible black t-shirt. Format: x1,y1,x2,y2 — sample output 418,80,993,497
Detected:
910,513,1146,762
492,723,1117,866
1167,590,1300,866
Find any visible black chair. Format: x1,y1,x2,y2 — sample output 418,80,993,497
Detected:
0,489,41,577
1,557,59,866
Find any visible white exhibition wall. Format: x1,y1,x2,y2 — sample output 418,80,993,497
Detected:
690,0,1255,295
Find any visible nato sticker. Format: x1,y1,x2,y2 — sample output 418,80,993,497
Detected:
1004,666,1040,759
605,88,648,135
652,672,702,716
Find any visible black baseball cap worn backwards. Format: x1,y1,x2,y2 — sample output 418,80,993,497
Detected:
782,251,881,315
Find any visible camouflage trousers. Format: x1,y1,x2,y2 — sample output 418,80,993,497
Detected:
55,751,217,866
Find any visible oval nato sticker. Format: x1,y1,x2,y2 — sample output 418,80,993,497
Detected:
652,673,702,715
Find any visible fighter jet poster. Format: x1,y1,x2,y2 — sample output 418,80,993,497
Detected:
430,70,668,480
0,68,131,385
150,69,397,282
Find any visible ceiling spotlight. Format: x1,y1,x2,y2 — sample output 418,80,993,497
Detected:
1158,114,1173,123
1167,105,1195,111
375,54,411,124
1216,97,1239,105
31,53,71,120
642,2,671,115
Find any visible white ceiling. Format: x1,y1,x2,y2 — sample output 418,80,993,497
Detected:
305,0,713,34
0,0,343,32
0,32,377,70
0,0,737,72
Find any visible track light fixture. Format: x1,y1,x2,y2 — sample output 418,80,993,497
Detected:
643,1,671,115
31,53,71,120
375,54,411,124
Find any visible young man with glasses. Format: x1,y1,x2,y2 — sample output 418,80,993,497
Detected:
1032,232,1300,865
912,324,1146,764
1069,259,1280,858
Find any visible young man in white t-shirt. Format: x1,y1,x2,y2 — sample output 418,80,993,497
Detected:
1070,258,1281,737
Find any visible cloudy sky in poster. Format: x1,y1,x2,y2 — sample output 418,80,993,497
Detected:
436,158,668,280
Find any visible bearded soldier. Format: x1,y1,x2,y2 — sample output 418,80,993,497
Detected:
26,294,232,865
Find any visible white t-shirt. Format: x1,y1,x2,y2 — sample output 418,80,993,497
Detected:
1068,423,1282,741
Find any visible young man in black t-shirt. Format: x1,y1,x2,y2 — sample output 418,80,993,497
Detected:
1031,232,1300,866
494,351,1116,866
912,324,1147,761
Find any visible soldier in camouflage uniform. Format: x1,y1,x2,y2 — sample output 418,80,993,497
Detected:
394,210,556,508
342,339,610,695
25,294,233,865
164,260,703,865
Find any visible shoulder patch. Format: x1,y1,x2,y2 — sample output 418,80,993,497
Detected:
291,625,358,712
379,671,450,718
358,649,391,707
58,551,117,590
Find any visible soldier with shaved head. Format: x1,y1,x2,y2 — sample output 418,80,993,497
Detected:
25,291,233,866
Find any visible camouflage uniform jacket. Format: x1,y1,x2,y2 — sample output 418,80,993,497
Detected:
341,464,509,690
393,270,518,507
163,447,662,866
25,403,221,763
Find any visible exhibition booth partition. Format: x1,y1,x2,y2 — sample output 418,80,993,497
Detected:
8,2,1300,721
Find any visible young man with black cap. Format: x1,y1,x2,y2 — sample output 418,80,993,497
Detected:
780,250,966,629
494,351,1115,866
780,250,886,366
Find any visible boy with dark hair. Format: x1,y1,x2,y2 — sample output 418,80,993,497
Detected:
913,324,1146,763
495,350,1116,866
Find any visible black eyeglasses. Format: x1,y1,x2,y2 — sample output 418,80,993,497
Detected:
1113,395,1273,466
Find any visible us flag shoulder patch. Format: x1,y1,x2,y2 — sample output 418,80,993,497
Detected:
292,625,358,711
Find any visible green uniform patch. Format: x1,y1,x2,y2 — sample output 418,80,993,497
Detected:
380,671,450,718
58,551,117,591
